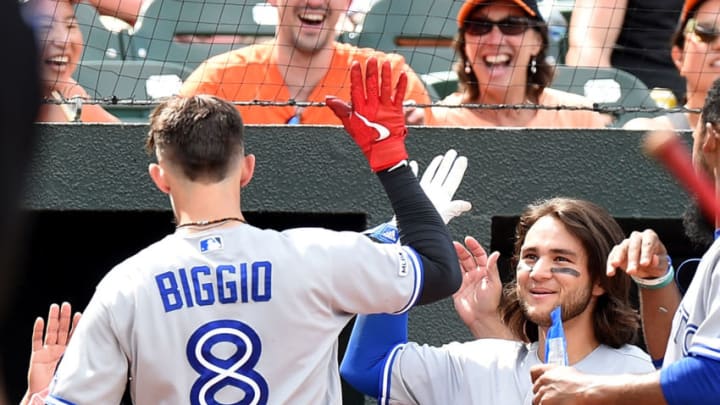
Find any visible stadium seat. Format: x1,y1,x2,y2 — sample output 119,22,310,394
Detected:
126,0,276,75
74,1,129,61
73,60,191,122
418,64,659,126
550,65,660,127
353,0,462,75
420,70,458,101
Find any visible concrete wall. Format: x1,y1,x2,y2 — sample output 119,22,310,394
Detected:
25,124,692,343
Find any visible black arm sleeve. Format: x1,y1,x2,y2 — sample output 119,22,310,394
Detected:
376,164,461,305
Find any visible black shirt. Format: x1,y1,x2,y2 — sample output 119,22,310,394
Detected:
612,0,686,101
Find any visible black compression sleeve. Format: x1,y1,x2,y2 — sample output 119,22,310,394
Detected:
376,165,461,305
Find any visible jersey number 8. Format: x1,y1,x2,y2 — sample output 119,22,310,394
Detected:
187,319,269,405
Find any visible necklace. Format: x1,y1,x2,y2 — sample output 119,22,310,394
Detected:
176,217,245,229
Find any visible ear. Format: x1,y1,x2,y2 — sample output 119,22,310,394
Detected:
704,123,718,152
591,281,606,297
240,154,256,188
671,45,683,72
148,163,170,194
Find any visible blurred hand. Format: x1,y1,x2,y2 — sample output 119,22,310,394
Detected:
403,100,425,125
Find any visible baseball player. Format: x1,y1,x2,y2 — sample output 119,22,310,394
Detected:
529,76,720,405
46,58,463,404
340,197,654,405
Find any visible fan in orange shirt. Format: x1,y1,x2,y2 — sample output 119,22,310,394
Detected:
180,0,431,125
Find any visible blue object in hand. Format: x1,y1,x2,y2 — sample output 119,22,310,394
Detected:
545,306,568,366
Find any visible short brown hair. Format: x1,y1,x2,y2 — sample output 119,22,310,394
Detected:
146,95,245,182
500,197,640,348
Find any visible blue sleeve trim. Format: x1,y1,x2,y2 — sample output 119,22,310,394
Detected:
690,342,720,360
46,395,77,405
660,355,720,405
340,313,409,398
379,344,405,405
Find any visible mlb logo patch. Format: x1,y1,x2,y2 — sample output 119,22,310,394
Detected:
199,236,223,252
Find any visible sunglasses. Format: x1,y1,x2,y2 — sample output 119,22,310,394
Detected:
686,18,720,44
463,16,534,36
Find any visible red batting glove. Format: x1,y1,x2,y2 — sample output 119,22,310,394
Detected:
326,57,409,172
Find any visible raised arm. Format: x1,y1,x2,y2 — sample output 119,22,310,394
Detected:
78,0,144,27
452,236,514,340
326,57,462,305
565,0,627,67
21,302,81,405
607,229,681,363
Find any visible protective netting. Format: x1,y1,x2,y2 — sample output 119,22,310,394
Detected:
32,0,701,125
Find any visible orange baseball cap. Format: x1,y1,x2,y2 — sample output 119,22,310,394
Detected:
457,0,542,28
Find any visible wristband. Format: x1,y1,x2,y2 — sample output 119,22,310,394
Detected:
632,256,675,289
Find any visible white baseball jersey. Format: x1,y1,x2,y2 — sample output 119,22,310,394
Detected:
381,339,653,405
47,224,423,405
665,237,720,364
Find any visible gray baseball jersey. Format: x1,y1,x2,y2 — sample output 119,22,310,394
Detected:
47,224,422,405
382,339,653,405
665,237,720,364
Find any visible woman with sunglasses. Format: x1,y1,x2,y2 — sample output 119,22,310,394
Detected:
675,0,720,129
626,0,720,131
427,0,610,128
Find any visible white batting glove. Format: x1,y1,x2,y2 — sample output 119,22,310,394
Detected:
414,149,471,224
373,149,470,243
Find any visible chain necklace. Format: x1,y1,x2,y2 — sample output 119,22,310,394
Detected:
175,217,245,229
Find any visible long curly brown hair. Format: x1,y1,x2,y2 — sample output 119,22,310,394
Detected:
500,197,641,348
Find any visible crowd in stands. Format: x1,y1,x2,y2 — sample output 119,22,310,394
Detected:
24,0,714,129
9,0,720,404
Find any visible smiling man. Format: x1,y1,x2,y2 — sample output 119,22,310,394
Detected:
339,197,653,405
179,0,430,125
